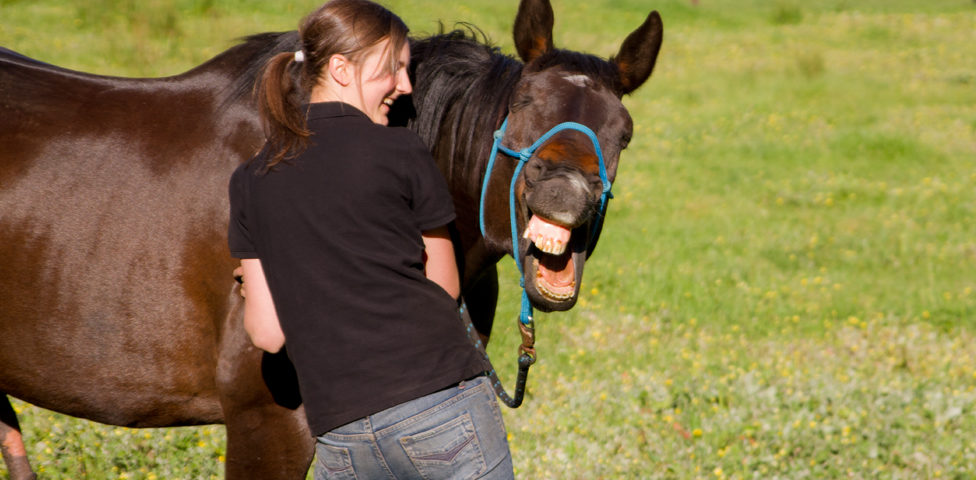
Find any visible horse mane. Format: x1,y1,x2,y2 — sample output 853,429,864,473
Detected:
407,27,524,194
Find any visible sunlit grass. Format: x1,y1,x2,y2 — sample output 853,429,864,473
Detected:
7,402,226,479
2,0,975,478
488,303,976,478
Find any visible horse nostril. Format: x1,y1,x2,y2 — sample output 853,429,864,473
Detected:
526,160,544,179
524,169,595,229
529,161,543,176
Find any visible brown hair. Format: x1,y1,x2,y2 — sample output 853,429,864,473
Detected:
256,0,409,170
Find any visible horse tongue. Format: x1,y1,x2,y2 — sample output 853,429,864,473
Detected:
536,233,576,299
522,215,571,255
539,251,574,286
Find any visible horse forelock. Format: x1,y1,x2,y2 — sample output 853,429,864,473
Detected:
527,49,622,96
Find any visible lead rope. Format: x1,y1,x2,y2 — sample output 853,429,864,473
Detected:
469,116,612,408
460,301,534,408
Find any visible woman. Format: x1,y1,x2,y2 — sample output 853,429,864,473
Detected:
227,1,514,478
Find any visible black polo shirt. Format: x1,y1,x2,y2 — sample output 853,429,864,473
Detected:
228,102,488,436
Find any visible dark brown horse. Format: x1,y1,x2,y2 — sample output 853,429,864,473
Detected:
0,0,661,478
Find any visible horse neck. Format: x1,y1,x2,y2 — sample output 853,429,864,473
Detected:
408,35,524,224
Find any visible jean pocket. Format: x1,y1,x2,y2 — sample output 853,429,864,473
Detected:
315,443,358,480
400,412,487,480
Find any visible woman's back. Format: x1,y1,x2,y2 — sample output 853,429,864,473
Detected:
229,102,488,435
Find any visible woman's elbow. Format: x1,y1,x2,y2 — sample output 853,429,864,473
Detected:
245,324,285,353
439,278,461,300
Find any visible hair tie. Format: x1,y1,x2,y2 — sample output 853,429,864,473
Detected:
294,50,305,63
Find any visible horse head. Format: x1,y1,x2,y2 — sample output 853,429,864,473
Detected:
484,0,662,312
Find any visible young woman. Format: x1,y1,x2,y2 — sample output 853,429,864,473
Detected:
227,1,514,478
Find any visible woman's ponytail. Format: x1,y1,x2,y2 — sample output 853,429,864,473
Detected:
256,51,310,171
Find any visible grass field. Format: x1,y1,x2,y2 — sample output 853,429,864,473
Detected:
2,0,976,478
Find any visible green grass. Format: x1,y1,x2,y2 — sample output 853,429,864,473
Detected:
3,0,976,478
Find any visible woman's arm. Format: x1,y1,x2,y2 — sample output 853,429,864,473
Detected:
239,258,286,353
421,226,460,299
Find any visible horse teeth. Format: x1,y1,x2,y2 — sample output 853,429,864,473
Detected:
524,215,571,255
536,276,575,301
533,235,547,252
551,240,566,255
535,237,565,255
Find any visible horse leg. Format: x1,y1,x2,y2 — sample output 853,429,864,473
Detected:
464,264,499,344
217,292,314,480
0,395,36,480
221,352,313,480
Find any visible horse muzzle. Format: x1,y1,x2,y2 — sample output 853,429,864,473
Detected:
522,168,594,230
518,178,601,312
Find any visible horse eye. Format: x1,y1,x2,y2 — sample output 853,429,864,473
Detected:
511,95,532,111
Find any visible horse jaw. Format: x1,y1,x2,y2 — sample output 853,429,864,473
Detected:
520,218,588,312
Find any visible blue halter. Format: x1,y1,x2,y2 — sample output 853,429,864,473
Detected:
478,115,614,326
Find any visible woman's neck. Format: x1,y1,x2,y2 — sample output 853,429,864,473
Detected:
309,84,340,103
310,82,366,114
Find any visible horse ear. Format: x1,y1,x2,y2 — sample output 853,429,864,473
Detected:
513,0,554,63
611,11,663,95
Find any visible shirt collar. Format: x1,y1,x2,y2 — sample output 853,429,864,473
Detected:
306,102,371,122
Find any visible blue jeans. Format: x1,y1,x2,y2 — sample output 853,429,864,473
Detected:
314,376,514,480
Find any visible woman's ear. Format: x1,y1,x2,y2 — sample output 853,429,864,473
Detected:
328,54,352,86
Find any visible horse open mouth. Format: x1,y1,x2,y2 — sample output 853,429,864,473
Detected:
522,215,584,311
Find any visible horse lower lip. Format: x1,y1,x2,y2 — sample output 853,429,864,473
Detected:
531,254,575,301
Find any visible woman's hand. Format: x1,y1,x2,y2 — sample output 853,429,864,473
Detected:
233,265,245,298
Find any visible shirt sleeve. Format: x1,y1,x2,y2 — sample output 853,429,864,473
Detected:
403,133,456,232
227,164,259,259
